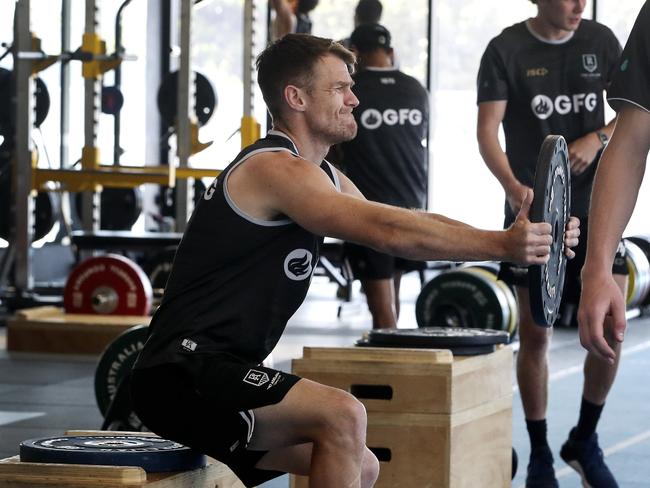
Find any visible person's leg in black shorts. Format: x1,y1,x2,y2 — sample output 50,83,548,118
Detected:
345,242,399,328
131,356,380,488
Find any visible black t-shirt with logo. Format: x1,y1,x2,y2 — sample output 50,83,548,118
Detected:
608,1,650,113
134,131,339,369
477,19,621,221
341,68,429,209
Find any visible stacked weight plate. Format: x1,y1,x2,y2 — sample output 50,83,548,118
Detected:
415,263,519,340
624,236,650,310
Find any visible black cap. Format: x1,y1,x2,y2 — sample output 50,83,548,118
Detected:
350,23,391,52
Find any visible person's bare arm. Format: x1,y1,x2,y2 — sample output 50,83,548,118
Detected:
335,168,471,228
568,117,618,175
271,0,294,39
579,105,650,362
229,151,552,264
578,104,650,362
477,100,531,213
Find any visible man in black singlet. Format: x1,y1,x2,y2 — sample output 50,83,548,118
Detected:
131,34,578,488
341,23,429,329
580,3,650,364
476,1,624,487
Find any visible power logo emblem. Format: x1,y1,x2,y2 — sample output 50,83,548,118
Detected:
284,249,313,281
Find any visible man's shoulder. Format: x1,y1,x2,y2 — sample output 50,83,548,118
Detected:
576,18,618,42
489,21,529,47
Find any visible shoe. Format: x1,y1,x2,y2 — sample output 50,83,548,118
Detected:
525,445,559,488
560,428,618,487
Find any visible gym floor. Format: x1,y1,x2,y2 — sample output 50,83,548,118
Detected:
1,272,649,487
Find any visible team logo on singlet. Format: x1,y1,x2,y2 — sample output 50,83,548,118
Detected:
360,108,423,130
531,93,598,120
284,249,314,281
582,54,598,73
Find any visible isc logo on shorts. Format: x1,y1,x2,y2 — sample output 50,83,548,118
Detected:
243,369,270,387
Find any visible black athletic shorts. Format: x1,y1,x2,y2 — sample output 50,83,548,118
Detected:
130,354,301,487
498,218,628,304
345,242,426,280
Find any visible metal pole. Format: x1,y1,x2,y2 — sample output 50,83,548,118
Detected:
60,0,71,169
81,0,101,232
174,0,192,231
12,0,35,292
425,0,435,210
113,0,133,165
159,0,171,167
241,0,260,146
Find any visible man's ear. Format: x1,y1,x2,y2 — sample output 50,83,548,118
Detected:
284,84,307,112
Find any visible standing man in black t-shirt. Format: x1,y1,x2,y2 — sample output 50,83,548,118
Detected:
341,23,429,329
130,34,578,488
580,2,650,362
476,1,624,487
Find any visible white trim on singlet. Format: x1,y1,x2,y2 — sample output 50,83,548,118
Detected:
223,147,296,226
323,160,341,192
607,97,650,114
224,130,340,225
268,129,299,153
525,19,575,45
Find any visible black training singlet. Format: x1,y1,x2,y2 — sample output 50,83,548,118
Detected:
341,67,429,209
608,1,650,113
477,19,621,222
134,130,341,369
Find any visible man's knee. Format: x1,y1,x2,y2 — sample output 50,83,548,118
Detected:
316,389,367,445
361,448,380,488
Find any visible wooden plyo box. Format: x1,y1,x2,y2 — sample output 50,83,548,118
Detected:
0,431,246,488
7,306,150,355
0,456,244,488
291,346,513,488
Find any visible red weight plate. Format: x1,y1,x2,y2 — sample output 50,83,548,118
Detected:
64,254,153,315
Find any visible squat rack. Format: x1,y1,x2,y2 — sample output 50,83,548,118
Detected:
6,0,262,299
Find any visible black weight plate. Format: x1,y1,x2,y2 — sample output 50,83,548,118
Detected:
529,135,571,327
95,325,148,416
20,435,206,473
142,246,177,293
75,187,143,231
0,169,60,241
415,269,511,331
157,71,217,128
355,338,497,356
0,67,50,139
625,236,650,307
101,85,125,115
367,327,509,348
